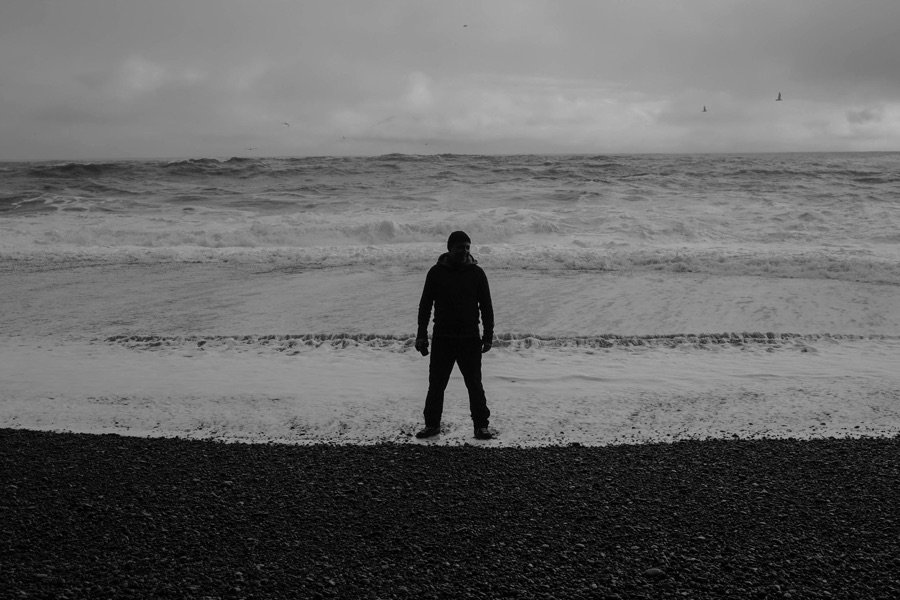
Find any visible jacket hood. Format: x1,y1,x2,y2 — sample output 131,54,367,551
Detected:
437,251,478,269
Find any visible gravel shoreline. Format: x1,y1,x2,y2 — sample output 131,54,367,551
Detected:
2,429,899,599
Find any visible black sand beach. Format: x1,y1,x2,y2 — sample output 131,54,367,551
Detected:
2,429,898,599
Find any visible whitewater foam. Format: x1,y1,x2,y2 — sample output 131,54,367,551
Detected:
3,240,897,285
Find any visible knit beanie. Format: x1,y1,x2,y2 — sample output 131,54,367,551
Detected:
447,230,471,250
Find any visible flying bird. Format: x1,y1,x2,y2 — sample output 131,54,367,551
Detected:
283,122,291,127
776,92,783,101
702,105,708,112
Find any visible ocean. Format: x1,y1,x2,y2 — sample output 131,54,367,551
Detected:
2,153,899,445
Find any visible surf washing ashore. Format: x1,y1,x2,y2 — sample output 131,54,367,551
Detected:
2,152,900,444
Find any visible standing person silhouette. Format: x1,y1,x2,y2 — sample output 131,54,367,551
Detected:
414,231,494,440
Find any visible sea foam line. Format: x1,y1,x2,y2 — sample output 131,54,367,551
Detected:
103,332,899,353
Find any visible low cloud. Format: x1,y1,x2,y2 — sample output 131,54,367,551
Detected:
846,107,884,125
330,74,665,150
102,57,208,101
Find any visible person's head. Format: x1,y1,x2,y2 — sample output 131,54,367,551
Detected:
446,230,471,265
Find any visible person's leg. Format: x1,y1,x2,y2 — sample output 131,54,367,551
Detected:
457,337,490,428
423,337,455,428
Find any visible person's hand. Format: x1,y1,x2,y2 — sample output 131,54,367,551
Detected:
481,337,492,353
415,337,429,356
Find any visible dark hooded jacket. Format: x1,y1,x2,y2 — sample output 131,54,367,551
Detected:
417,252,494,340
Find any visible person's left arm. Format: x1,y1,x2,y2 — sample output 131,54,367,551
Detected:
416,268,436,355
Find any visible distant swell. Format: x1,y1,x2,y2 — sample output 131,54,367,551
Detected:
26,162,132,178
103,332,899,353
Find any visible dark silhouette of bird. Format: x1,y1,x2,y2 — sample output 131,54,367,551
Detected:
776,92,783,101
702,105,708,112
283,122,291,127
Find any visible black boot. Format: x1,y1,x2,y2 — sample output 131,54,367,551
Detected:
474,426,493,440
415,425,441,439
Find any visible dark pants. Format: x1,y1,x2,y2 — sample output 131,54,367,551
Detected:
424,336,490,429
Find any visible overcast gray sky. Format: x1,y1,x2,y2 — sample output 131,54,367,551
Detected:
2,0,899,159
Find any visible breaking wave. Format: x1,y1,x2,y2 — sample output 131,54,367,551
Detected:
4,152,899,284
